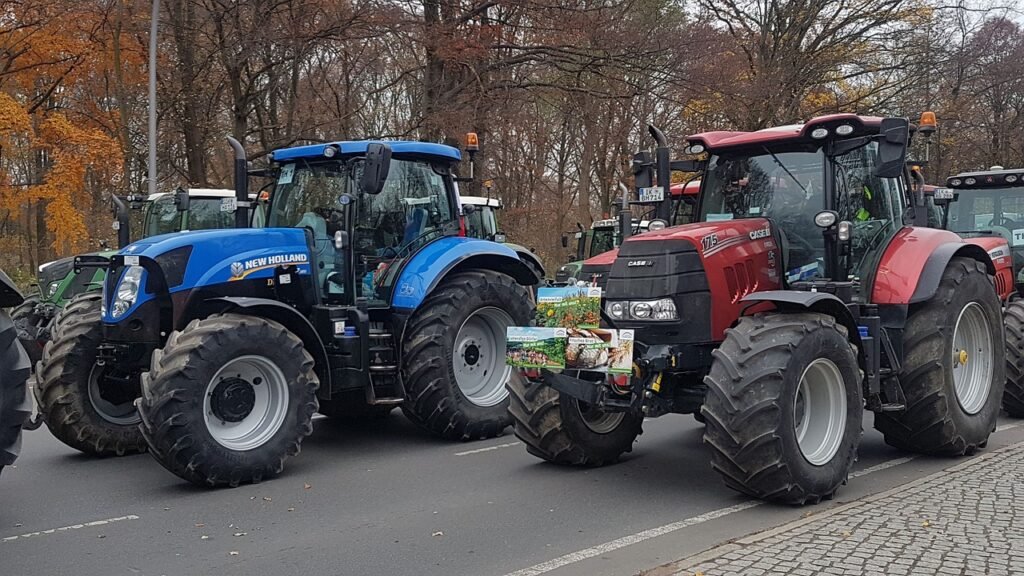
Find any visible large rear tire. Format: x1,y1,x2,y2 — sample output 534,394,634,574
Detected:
11,295,43,365
703,313,863,505
1002,299,1024,417
138,314,318,487
1,310,32,475
401,270,532,440
508,375,642,466
36,293,146,456
875,257,1004,454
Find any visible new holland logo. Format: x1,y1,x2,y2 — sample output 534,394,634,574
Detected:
627,260,654,267
230,253,309,280
749,224,772,240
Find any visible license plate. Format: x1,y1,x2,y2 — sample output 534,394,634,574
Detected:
638,186,664,203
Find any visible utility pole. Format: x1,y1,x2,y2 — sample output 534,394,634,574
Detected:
148,0,159,196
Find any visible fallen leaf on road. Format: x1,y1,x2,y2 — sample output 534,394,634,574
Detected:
304,483,312,490
840,530,851,538
163,507,170,511
201,535,211,540
432,531,444,537
97,534,106,539
922,520,931,527
229,551,239,556
263,497,272,502
287,508,295,512
234,532,247,537
694,572,704,576
194,523,205,528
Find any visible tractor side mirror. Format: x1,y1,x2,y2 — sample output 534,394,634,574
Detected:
632,151,654,189
360,143,392,195
561,234,569,248
875,118,909,178
462,203,477,215
334,230,348,250
174,188,191,212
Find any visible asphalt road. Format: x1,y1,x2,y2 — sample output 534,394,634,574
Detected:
4,410,1024,576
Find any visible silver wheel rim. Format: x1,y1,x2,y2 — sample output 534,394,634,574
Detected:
575,400,625,434
454,307,513,407
202,355,289,451
794,358,847,466
952,302,993,415
87,364,141,426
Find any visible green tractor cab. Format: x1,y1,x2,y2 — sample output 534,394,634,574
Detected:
460,195,546,282
554,218,649,285
12,188,268,365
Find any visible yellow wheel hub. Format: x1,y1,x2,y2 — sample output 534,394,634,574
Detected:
956,348,969,366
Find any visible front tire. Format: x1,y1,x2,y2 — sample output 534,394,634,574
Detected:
138,314,318,487
401,271,532,440
11,295,43,365
508,375,642,466
36,293,146,456
875,257,1004,454
703,313,863,505
1002,299,1024,417
1,310,32,474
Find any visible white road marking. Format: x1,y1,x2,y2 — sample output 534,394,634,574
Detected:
503,502,762,576
455,442,521,457
2,515,140,542
849,456,916,478
501,422,1024,576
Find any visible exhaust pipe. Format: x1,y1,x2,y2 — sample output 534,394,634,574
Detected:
111,195,131,249
648,125,672,222
227,136,249,229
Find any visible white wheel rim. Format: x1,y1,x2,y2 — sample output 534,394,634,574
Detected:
575,400,626,434
794,358,847,466
453,307,513,407
202,355,289,451
952,302,993,415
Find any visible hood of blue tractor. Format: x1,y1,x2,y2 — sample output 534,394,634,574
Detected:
104,228,312,322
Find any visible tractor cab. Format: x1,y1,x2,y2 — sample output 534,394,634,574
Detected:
555,218,652,284
267,142,462,306
942,167,1024,290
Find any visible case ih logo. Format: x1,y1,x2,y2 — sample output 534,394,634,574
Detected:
749,224,772,240
627,260,654,267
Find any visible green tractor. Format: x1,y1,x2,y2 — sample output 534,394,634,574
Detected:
12,188,267,365
459,194,546,282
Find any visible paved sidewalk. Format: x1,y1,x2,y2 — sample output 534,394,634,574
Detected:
649,441,1024,576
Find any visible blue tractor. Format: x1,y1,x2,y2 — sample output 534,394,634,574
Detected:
40,137,536,485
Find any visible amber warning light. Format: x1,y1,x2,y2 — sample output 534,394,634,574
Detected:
918,111,937,135
465,132,479,152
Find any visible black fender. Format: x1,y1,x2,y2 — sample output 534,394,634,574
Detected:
910,242,994,304
515,250,546,280
0,268,23,308
204,296,330,393
741,290,864,367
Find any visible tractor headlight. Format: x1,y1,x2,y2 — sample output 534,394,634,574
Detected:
46,281,60,298
112,265,144,318
605,298,677,321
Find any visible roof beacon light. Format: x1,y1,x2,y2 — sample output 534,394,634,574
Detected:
810,127,829,139
465,132,479,152
918,111,937,135
835,124,854,136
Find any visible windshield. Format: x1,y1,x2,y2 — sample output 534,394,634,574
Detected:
947,188,1024,245
589,227,617,258
143,196,233,237
465,206,498,239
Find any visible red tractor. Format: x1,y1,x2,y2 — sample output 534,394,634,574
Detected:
509,114,1006,504
921,167,1024,417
